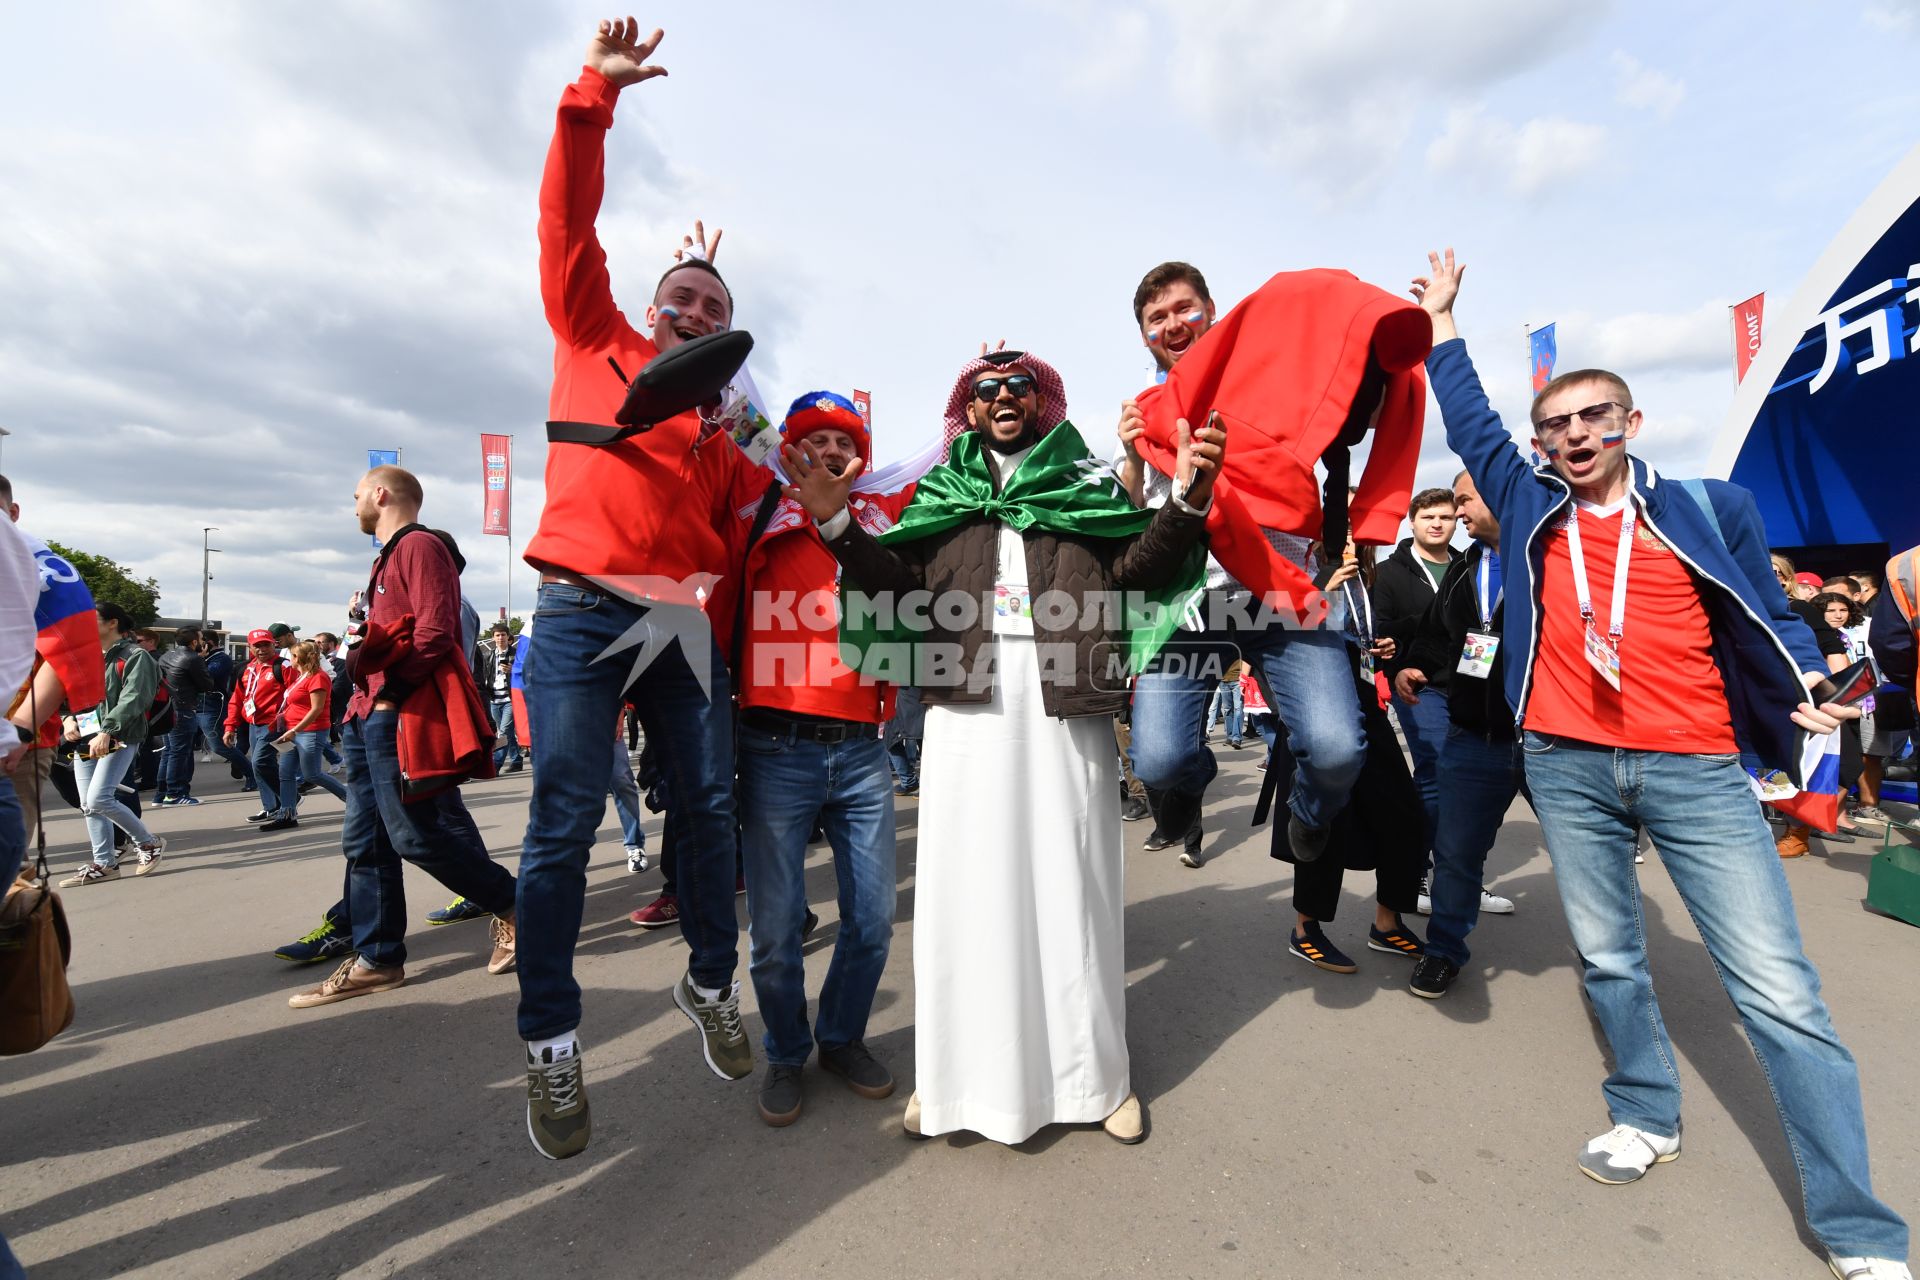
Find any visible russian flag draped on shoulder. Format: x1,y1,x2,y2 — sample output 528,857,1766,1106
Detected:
1133,269,1432,624
10,536,105,745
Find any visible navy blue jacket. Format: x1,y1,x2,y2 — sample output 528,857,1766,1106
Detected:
1429,338,1825,781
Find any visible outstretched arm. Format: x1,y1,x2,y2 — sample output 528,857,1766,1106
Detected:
538,19,669,350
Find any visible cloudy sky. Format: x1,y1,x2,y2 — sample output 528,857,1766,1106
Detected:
2,1,1914,634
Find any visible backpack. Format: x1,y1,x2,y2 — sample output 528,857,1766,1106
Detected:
113,651,174,741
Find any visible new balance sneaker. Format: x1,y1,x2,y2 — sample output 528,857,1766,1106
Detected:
1288,922,1357,973
1480,887,1516,914
59,862,119,888
1828,1254,1913,1279
1367,919,1426,959
672,972,753,1081
625,845,649,874
1408,954,1460,999
427,896,489,926
630,892,680,929
1576,1122,1680,1184
819,1040,895,1099
758,1063,805,1127
133,838,166,876
288,956,405,1009
486,915,517,975
275,918,354,965
527,1038,591,1160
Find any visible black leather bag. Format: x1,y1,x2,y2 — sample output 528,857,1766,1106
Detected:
547,330,755,446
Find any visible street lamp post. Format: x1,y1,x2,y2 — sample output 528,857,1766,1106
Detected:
201,527,221,629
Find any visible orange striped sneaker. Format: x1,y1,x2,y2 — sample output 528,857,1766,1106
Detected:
1288,922,1357,973
1368,918,1427,959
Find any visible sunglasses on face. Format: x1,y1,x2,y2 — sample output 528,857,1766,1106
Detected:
973,375,1036,402
1533,401,1625,435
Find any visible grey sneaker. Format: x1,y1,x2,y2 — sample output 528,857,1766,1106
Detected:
673,973,753,1081
1851,805,1892,827
819,1040,895,1099
526,1039,591,1160
1576,1122,1680,1184
758,1063,805,1127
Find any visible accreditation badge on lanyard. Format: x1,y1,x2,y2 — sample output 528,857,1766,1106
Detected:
1565,503,1634,692
1457,554,1502,678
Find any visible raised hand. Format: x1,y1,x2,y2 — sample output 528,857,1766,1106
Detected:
674,218,723,264
1174,412,1226,507
780,441,866,523
1116,399,1146,464
1410,248,1464,341
977,339,1007,358
587,17,667,88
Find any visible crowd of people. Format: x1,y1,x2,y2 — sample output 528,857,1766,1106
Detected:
5,18,1917,1280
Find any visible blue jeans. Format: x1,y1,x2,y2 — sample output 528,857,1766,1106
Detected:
158,706,199,800
1131,625,1365,830
199,699,252,786
0,772,25,890
610,738,645,848
1392,686,1451,854
491,698,522,767
1522,731,1908,1259
738,725,896,1066
289,729,347,812
247,723,284,813
340,711,516,968
516,585,740,1041
1423,726,1527,967
75,746,155,867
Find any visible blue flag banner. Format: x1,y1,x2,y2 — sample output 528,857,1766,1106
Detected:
1529,324,1557,393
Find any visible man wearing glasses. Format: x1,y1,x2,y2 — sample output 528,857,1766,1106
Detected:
1414,249,1909,1279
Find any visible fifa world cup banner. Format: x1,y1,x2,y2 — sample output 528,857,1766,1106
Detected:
481,434,511,536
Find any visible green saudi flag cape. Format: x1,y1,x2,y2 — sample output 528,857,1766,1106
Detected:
838,422,1207,682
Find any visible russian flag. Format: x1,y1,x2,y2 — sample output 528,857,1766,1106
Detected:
1749,725,1843,832
1530,323,1558,393
509,626,530,750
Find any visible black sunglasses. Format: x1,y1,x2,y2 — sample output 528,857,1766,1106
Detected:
972,375,1036,402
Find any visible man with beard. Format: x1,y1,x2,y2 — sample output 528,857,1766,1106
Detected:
513,18,775,1160
1115,263,1367,869
785,350,1222,1146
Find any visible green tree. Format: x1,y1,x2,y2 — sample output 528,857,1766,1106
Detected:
49,541,161,627
505,616,524,634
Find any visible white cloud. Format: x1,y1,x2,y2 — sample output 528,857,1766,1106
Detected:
1584,300,1736,375
1426,107,1610,197
1611,51,1685,117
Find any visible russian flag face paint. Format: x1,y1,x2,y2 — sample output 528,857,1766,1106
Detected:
1544,446,1562,460
1600,430,1626,448
1144,310,1207,346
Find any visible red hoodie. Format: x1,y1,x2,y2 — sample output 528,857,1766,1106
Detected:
523,67,770,597
1137,269,1431,617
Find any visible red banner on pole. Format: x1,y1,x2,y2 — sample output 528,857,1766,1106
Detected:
1732,292,1765,383
852,389,872,425
481,434,511,536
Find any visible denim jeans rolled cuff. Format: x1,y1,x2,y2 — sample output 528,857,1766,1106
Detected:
739,726,896,1066
1422,726,1525,967
1522,730,1909,1260
1239,626,1367,830
342,711,516,969
75,746,155,866
515,584,739,1042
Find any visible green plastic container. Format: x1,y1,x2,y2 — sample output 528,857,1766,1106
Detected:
1867,819,1920,928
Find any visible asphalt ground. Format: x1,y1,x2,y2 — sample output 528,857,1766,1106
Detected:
2,743,1915,1279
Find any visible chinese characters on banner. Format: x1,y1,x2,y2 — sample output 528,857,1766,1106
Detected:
1529,324,1558,392
481,434,511,536
1731,292,1765,382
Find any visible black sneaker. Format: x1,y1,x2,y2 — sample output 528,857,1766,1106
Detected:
1288,814,1331,864
1121,795,1152,823
819,1040,895,1099
1288,922,1357,973
1142,829,1177,851
758,1063,805,1127
527,1039,591,1159
245,810,273,823
260,815,300,832
1367,918,1426,959
1408,954,1460,999
1178,820,1205,868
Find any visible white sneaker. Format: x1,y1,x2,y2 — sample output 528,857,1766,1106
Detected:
625,845,649,874
198,750,214,764
1480,888,1515,914
1415,876,1432,916
1576,1122,1680,1184
134,837,166,876
1829,1255,1913,1280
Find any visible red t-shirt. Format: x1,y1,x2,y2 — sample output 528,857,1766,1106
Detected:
1523,501,1737,754
282,670,332,732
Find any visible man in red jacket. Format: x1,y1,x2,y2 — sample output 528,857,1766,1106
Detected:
1115,262,1368,869
224,629,293,829
284,466,519,1011
737,392,914,1128
514,18,775,1161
